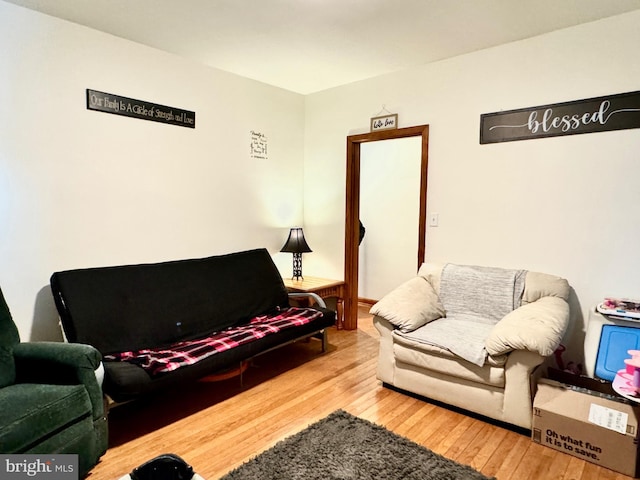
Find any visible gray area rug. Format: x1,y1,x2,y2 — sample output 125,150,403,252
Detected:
219,410,495,479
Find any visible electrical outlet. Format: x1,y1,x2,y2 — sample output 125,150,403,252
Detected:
428,213,439,227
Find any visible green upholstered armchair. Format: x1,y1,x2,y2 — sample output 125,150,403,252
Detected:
0,287,107,477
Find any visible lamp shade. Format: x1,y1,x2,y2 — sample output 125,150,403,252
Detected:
280,227,312,253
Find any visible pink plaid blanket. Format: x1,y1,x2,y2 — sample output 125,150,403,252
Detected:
104,307,322,376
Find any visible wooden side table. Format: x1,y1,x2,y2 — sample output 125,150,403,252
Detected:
283,276,345,329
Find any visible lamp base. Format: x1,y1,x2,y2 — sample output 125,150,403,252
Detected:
291,253,304,281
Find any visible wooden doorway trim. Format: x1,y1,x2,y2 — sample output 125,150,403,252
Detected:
344,125,429,330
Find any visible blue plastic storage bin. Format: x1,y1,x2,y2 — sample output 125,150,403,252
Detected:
595,325,640,381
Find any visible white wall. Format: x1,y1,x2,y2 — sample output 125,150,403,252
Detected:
0,2,305,341
304,11,640,367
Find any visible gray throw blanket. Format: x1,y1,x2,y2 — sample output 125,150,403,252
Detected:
440,264,526,323
398,264,526,366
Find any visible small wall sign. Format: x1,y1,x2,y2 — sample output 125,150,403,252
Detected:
250,130,268,159
480,90,640,144
86,89,196,128
370,114,398,132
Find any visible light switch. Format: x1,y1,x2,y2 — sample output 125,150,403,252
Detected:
429,213,439,227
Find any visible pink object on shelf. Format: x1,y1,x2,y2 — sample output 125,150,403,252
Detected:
615,369,640,396
624,351,640,392
625,358,640,374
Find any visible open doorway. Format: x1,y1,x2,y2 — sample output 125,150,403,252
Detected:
344,125,429,329
359,136,422,302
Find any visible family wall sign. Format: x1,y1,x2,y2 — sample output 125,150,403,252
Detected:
480,90,640,144
86,89,196,128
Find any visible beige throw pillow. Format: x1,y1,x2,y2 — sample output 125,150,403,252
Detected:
370,276,445,333
485,296,570,357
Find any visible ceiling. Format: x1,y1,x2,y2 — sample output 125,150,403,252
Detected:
4,0,640,94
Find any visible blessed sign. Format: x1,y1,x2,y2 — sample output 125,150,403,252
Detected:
480,90,640,144
86,89,196,128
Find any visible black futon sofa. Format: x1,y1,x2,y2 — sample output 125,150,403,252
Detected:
50,248,335,403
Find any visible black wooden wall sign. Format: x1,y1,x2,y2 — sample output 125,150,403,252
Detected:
480,90,640,144
86,89,196,128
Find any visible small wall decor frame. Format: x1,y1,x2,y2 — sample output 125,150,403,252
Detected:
480,90,640,144
250,130,268,159
370,113,398,132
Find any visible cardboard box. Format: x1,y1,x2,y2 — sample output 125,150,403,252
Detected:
532,378,640,477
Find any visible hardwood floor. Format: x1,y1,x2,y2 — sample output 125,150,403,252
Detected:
87,307,633,480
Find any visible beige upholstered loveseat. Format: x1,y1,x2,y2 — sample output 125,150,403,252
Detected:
372,263,570,429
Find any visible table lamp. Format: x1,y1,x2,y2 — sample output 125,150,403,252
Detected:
280,227,312,280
